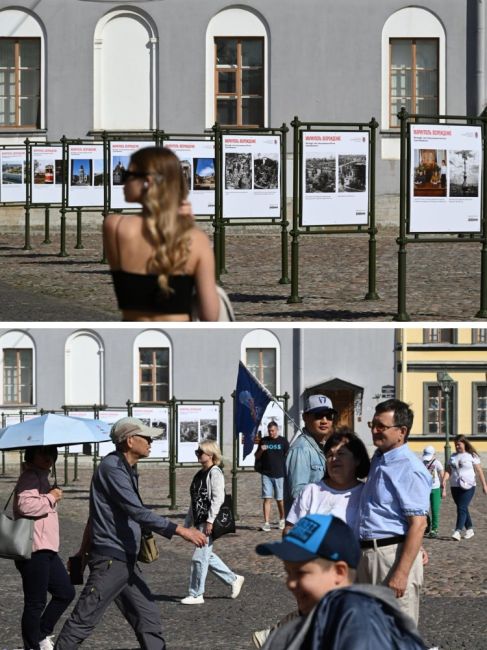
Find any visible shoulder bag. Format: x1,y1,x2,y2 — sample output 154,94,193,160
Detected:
191,286,236,322
0,488,34,561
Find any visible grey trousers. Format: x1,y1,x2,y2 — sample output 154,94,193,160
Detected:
54,554,165,649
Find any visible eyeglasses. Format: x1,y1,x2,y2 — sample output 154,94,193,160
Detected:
195,449,205,457
133,434,153,444
311,410,335,421
121,170,147,184
367,421,399,433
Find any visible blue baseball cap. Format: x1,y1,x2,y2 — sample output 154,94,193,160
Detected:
255,514,361,568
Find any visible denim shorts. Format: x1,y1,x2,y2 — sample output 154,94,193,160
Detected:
261,474,284,500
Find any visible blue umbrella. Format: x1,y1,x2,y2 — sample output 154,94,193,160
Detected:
0,414,111,450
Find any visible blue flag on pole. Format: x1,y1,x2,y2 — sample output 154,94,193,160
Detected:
235,362,273,459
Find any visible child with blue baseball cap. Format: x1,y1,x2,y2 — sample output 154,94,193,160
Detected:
255,514,426,649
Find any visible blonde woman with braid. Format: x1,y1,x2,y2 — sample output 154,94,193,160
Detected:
104,147,219,321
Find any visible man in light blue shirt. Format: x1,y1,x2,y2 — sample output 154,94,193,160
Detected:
284,394,336,513
357,399,431,625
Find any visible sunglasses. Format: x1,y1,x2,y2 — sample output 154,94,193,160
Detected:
311,410,335,421
195,449,206,457
121,170,147,184
133,434,153,444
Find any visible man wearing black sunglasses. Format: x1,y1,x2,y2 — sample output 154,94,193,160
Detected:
284,394,337,513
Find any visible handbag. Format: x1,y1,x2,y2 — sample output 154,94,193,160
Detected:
191,286,236,322
211,494,236,540
0,489,34,561
138,529,159,564
254,456,263,474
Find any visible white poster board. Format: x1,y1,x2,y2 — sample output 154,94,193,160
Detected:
301,131,369,226
409,124,482,233
238,400,286,468
109,141,150,209
31,146,63,204
66,410,120,456
68,144,104,207
132,406,169,460
163,140,215,215
176,403,220,464
222,134,281,219
1,148,27,203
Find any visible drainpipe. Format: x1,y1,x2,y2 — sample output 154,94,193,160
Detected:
477,0,486,114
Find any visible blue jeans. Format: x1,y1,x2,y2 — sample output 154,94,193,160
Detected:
451,486,476,531
15,550,75,650
188,534,236,597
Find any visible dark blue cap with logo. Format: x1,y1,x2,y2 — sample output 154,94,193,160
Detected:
255,514,360,568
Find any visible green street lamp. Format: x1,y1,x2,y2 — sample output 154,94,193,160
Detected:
437,371,454,466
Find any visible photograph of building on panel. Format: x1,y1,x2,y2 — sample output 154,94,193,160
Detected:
225,152,252,189
180,421,198,443
180,159,191,190
113,157,130,185
305,156,336,193
200,419,217,441
448,150,480,197
153,421,167,441
338,155,366,192
193,158,215,190
34,159,55,184
2,162,23,184
413,149,447,197
71,159,93,186
93,159,104,186
254,154,279,189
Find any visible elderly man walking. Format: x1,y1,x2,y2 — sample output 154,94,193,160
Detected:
357,399,431,625
284,394,336,512
55,417,206,649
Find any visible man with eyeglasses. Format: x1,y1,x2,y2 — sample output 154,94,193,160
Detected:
55,417,206,650
357,399,431,625
284,394,337,513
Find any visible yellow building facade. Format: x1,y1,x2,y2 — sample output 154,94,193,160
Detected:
396,328,487,454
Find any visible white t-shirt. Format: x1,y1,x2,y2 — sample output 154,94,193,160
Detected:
423,458,444,489
448,452,480,489
286,480,364,535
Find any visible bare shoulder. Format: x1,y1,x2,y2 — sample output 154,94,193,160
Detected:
188,226,212,251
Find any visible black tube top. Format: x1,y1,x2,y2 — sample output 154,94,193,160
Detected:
111,270,195,314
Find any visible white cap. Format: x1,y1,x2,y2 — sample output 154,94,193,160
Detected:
303,394,337,416
422,445,436,461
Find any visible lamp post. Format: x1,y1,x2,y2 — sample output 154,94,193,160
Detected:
437,371,454,466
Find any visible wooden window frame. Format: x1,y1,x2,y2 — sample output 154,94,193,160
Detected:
138,347,169,404
214,36,264,128
423,382,457,437
0,37,41,129
389,37,439,129
3,348,33,405
423,328,455,344
245,347,276,394
473,383,487,434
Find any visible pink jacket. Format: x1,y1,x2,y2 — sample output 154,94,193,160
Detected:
13,466,59,553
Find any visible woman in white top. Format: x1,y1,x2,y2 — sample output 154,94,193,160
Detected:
285,431,370,536
442,435,487,540
181,440,244,604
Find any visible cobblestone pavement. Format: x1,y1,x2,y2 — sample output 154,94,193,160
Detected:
0,460,486,649
0,225,485,322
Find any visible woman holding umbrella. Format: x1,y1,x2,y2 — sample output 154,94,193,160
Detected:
13,445,75,650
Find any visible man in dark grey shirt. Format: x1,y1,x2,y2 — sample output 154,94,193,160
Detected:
55,417,205,650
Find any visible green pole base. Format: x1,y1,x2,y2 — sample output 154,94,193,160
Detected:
74,244,84,250
220,267,228,275
169,503,178,511
100,255,107,264
42,238,52,245
364,291,380,301
287,295,303,304
57,250,68,258
279,276,291,285
475,308,487,318
393,312,410,322
23,244,33,251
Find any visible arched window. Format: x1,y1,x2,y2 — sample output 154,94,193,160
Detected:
206,7,268,128
0,330,35,406
0,9,45,130
382,7,445,157
93,9,158,130
241,330,280,395
133,330,172,403
65,331,104,405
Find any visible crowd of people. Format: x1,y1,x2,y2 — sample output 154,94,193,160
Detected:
8,400,487,649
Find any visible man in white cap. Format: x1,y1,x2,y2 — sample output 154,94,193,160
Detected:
284,394,337,513
55,417,206,650
422,445,444,538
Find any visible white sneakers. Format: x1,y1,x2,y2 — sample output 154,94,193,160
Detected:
39,636,55,650
278,519,286,530
464,528,475,539
181,595,204,605
261,522,271,532
231,574,245,599
252,628,271,648
452,529,475,541
451,530,461,541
